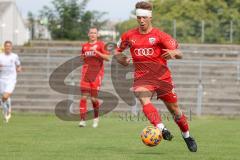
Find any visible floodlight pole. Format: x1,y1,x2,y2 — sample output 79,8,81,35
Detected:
197,60,203,116
201,20,205,43
230,21,233,43
173,20,176,39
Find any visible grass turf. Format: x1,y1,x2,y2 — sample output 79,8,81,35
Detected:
0,113,239,160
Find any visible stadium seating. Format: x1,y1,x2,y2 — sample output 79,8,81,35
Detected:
12,42,240,115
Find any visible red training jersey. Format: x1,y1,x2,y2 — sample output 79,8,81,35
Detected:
116,27,179,86
81,41,109,82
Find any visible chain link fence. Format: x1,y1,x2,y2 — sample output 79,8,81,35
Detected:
154,20,240,44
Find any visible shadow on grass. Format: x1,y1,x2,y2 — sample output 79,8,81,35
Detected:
136,151,165,155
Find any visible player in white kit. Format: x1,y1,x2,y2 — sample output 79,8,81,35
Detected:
0,41,22,122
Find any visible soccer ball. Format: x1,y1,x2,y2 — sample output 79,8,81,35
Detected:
141,126,162,147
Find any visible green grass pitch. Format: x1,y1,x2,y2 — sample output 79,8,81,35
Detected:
0,113,239,160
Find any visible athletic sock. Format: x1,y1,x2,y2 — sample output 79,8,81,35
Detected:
2,101,8,114
174,114,189,137
142,103,161,127
6,98,11,113
182,131,190,138
156,123,165,131
92,100,100,118
80,99,87,120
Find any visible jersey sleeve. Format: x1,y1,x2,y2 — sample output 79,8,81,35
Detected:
81,44,85,56
100,42,109,55
15,55,21,66
159,31,179,50
116,32,130,53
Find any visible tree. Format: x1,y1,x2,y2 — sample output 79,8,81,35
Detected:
116,0,240,43
39,0,107,40
79,10,107,40
153,0,240,43
115,19,138,38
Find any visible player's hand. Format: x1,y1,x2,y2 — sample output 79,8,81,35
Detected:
125,57,132,65
161,49,179,60
16,66,22,73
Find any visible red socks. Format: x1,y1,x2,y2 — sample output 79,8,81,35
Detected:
80,99,100,120
143,103,189,133
92,100,100,118
142,103,161,126
174,114,189,132
80,99,87,120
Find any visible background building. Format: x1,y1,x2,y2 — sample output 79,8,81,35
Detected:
0,0,29,46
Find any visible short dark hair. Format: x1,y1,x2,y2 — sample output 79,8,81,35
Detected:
89,27,98,32
4,40,12,46
135,1,153,11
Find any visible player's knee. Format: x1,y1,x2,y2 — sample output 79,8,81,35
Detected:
165,102,180,116
2,97,7,102
2,95,10,102
173,111,183,120
81,96,87,100
169,106,182,120
90,97,97,102
139,97,151,106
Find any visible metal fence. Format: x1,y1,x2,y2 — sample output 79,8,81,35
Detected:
18,47,240,115
168,60,240,115
154,20,240,44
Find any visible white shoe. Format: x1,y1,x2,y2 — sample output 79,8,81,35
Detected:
92,118,99,128
4,112,11,123
79,121,86,127
6,113,11,123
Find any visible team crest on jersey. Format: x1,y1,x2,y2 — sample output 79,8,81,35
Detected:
130,39,136,44
149,37,156,45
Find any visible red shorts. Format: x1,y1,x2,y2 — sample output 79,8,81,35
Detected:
133,80,178,103
157,88,178,103
80,75,102,97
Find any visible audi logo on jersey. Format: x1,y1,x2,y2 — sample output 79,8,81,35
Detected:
84,51,96,57
134,48,154,56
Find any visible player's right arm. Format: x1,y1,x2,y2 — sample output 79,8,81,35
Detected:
115,52,131,66
115,33,131,66
80,44,85,61
15,55,22,73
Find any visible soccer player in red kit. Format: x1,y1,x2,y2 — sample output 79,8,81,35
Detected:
115,1,197,152
79,27,110,128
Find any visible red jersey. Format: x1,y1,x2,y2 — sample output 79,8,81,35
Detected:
81,41,109,82
116,28,178,86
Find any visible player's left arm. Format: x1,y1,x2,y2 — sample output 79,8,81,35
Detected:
16,65,22,73
91,43,110,61
160,32,183,60
162,49,183,60
94,50,110,61
15,55,22,73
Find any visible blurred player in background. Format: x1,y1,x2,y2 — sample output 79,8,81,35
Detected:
0,44,4,53
115,1,197,152
0,41,22,123
79,27,110,128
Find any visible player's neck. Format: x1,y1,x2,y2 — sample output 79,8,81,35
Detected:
89,40,97,44
139,25,153,34
4,52,11,55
